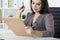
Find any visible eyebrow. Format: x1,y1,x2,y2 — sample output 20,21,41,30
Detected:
32,1,41,4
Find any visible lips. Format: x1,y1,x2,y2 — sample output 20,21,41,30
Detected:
34,8,37,10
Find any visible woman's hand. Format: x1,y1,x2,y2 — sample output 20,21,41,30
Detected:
17,6,25,18
24,27,43,37
24,27,34,35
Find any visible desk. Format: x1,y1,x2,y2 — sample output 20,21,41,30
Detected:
5,37,60,40
0,33,60,40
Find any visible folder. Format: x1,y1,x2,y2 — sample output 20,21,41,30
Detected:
3,18,32,36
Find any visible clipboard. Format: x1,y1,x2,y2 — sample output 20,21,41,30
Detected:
3,18,32,36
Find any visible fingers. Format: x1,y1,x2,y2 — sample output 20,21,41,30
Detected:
24,27,32,34
19,6,25,10
18,6,25,14
24,27,31,29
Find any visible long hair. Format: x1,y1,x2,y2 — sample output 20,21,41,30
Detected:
30,0,50,14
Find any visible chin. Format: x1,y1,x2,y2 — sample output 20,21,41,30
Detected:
34,11,39,13
33,9,39,13
33,10,37,13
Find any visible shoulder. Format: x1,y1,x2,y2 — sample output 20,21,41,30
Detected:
42,13,54,20
43,13,54,21
44,13,53,16
43,13,53,18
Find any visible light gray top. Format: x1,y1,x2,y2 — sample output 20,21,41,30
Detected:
24,13,54,37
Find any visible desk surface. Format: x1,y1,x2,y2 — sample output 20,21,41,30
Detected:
5,37,60,40
1,37,60,40
0,34,60,40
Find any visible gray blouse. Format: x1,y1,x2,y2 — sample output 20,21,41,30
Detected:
24,13,54,37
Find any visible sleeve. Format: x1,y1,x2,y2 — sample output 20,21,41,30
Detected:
24,13,31,26
42,14,54,37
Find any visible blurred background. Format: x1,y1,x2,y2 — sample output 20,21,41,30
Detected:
0,0,60,39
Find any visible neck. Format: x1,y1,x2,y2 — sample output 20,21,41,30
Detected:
35,12,40,15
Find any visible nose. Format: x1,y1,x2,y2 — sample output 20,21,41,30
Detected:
34,4,37,8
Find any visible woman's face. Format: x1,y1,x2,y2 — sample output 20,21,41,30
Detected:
31,0,42,13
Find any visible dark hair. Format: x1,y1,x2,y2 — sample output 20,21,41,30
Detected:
30,0,50,14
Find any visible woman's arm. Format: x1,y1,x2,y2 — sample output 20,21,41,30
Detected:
26,14,54,37
42,14,54,37
24,13,30,26
17,6,33,35
17,6,25,18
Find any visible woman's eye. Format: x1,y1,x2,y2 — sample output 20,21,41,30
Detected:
37,3,40,5
32,2,34,5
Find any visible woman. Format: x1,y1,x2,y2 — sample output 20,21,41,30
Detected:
18,0,54,37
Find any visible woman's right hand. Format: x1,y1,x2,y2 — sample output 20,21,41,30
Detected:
24,27,32,35
17,6,25,18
